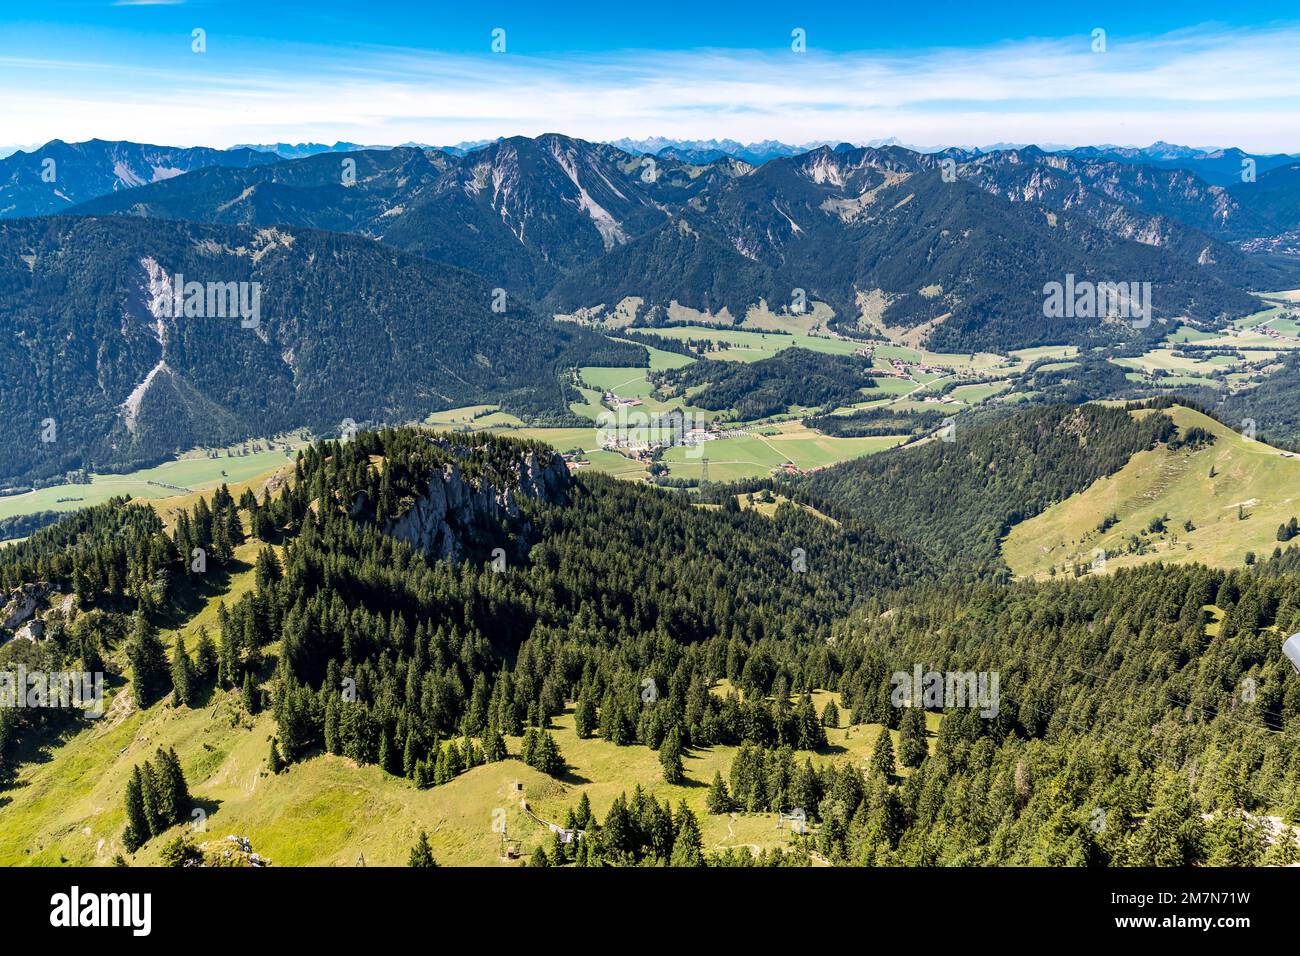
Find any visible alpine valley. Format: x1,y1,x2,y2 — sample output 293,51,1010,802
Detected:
3,130,1300,874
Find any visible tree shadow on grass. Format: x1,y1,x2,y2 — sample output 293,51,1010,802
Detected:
813,742,850,756
154,558,253,632
191,795,223,827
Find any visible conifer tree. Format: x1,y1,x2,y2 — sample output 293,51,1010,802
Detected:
408,830,438,867
242,672,258,714
575,689,597,739
193,627,218,684
575,792,594,830
821,699,840,729
139,759,166,837
660,725,685,784
402,728,416,777
123,765,150,852
669,801,704,867
1208,809,1265,867
170,634,195,707
1264,824,1300,866
870,727,896,779
796,693,826,749
1131,771,1205,866
127,613,170,707
530,732,566,777
898,708,927,768
706,770,732,813
483,726,506,762
325,695,341,755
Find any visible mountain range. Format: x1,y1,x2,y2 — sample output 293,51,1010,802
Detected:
62,134,1300,347
0,140,281,218
1,132,1298,485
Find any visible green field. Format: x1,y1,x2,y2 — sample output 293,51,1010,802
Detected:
660,422,905,482
638,325,1005,371
0,448,298,523
1010,345,1079,363
946,381,1011,405
1112,350,1244,374
1165,325,1218,344
1003,406,1300,577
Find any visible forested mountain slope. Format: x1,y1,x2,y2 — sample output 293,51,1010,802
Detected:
825,562,1300,864
3,428,1298,867
804,404,1176,569
0,216,637,486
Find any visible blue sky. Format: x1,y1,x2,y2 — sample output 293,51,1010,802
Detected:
2,1,1298,150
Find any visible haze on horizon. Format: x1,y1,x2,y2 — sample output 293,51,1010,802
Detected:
2,2,1299,153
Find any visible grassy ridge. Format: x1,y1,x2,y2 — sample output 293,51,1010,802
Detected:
0,661,933,866
1003,405,1300,576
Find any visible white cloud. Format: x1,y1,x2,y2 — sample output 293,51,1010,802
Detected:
1,22,1297,151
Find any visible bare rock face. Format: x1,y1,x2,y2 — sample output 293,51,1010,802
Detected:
14,619,44,643
384,448,569,561
3,582,50,630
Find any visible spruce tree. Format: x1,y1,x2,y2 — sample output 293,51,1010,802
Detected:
127,613,170,707
575,792,594,830
123,765,150,852
821,699,840,729
575,689,597,739
242,672,258,714
669,801,704,867
870,727,896,780
898,708,927,768
534,732,566,777
1208,809,1265,866
408,830,438,867
154,747,191,826
484,726,506,762
402,728,416,778
139,759,166,836
1131,770,1205,866
706,770,732,813
1264,824,1300,866
660,726,685,784
170,634,195,707
193,627,218,684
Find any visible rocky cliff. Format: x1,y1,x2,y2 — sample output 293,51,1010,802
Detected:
2,582,49,631
382,446,569,561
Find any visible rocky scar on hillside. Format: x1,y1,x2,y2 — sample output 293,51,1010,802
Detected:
377,445,570,562
1,582,50,634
